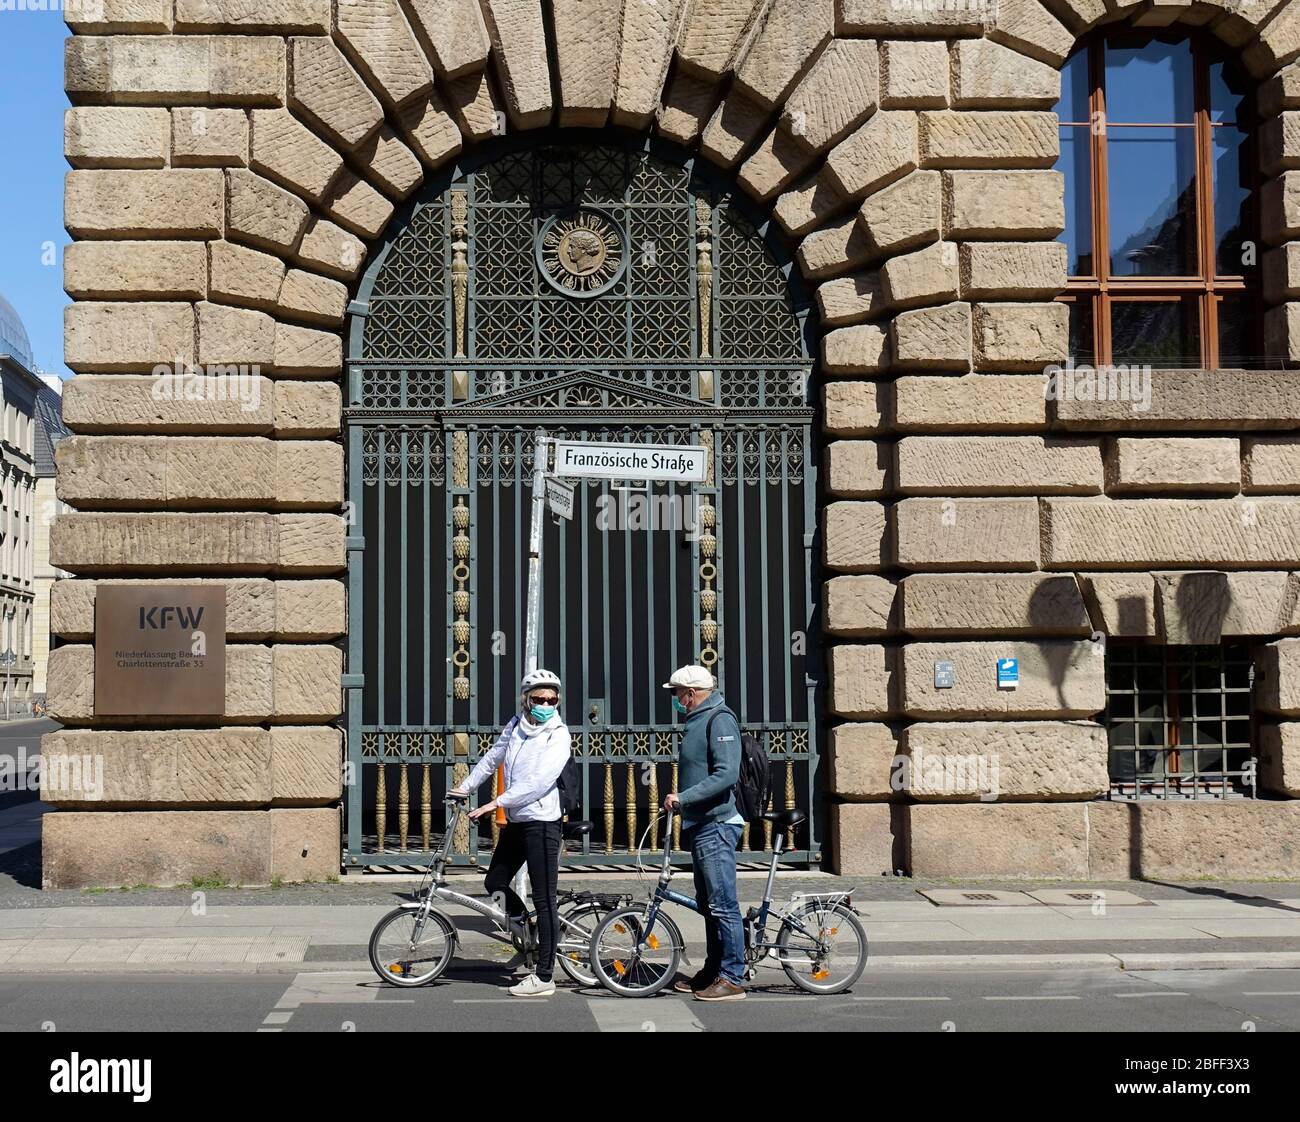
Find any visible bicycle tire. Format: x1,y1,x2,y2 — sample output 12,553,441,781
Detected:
555,902,607,987
775,901,867,995
589,905,682,997
368,905,457,987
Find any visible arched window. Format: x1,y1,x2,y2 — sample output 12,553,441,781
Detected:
1055,32,1258,369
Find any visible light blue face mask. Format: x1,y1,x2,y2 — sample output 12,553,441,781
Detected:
530,704,556,723
672,696,688,715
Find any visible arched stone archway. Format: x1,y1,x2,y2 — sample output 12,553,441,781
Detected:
45,0,1300,887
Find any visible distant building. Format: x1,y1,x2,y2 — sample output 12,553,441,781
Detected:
32,381,69,704
0,293,42,718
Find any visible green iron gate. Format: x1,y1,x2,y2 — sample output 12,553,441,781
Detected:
344,136,821,869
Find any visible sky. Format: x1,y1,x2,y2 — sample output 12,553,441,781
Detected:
0,13,70,380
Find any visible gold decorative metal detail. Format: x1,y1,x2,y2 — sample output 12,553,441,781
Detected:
452,762,469,852
451,188,469,359
421,764,432,851
625,765,636,854
695,197,713,359
451,496,471,701
763,792,774,851
671,762,680,850
398,762,410,853
647,763,659,849
697,498,718,669
376,764,387,854
541,211,623,293
699,428,714,479
603,762,614,853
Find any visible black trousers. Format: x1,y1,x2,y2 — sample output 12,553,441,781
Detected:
484,820,562,980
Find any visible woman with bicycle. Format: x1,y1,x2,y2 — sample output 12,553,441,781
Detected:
451,668,572,997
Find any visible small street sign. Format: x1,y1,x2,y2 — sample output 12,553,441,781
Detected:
545,475,575,520
553,440,707,483
934,660,955,689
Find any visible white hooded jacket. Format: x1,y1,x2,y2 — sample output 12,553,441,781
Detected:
461,712,572,823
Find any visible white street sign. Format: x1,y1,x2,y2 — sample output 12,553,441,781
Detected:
553,440,708,484
545,475,575,520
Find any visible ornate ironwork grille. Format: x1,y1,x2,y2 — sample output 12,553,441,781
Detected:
344,137,820,868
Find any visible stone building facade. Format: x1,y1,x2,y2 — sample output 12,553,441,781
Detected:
43,0,1300,887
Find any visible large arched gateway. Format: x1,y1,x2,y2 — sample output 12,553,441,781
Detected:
345,136,821,868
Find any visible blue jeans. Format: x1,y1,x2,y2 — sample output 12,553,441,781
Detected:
683,819,745,987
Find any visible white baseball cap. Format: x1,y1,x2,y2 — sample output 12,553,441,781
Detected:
662,664,715,690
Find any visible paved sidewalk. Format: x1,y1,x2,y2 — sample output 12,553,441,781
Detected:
3,879,1300,974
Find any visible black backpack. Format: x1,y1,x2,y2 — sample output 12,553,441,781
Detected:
707,709,770,822
555,754,582,818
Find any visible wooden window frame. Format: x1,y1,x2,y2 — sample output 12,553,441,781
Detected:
1059,34,1259,370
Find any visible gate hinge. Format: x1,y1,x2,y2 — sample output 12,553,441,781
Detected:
341,673,365,689
347,299,370,318
346,535,365,552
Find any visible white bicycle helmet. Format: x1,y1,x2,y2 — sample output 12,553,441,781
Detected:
519,668,561,694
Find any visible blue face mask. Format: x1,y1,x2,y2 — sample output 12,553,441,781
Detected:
672,696,688,715
530,704,556,723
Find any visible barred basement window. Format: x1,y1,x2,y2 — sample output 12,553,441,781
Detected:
1105,643,1256,800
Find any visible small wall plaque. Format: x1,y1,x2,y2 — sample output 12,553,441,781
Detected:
94,586,226,716
934,660,955,689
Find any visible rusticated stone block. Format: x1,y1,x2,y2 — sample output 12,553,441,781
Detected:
1264,243,1300,303
737,127,815,201
827,723,902,800
480,0,553,127
893,375,1047,433
1259,638,1300,715
1050,368,1300,431
1259,724,1300,796
288,36,383,151
63,241,207,301
551,0,620,126
822,323,889,374
297,218,366,281
335,0,432,111
1244,3,1300,80
902,639,1104,719
173,0,328,32
65,302,195,372
823,381,887,437
226,169,310,254
65,35,285,107
676,0,766,80
323,170,394,239
896,435,1102,496
945,170,1064,238
734,0,833,109
951,39,1060,107
272,644,342,721
837,0,985,35
65,169,223,239
50,513,344,574
405,0,491,79
881,240,958,309
826,441,892,498
828,644,898,718
1043,498,1300,569
824,500,888,572
655,71,718,147
274,322,342,377
1152,570,1237,645
901,573,1091,637
209,241,286,310
1261,112,1300,178
797,213,873,280
278,269,348,327
701,92,768,168
892,301,972,370
446,69,502,140
817,273,884,326
960,241,1065,299
1266,303,1300,365
880,40,948,109
988,0,1073,66
1078,573,1158,637
1108,437,1240,494
825,110,919,200
64,0,171,33
825,574,897,637
920,110,1057,169
974,302,1068,370
398,92,463,171
909,803,1089,878
1088,801,1300,881
782,39,878,153
270,726,342,804
858,168,942,255
610,0,684,127
198,301,275,368
274,579,346,639
62,374,274,434
172,107,249,167
1245,436,1300,493
249,108,343,205
1262,171,1300,245
895,497,1040,571
357,127,424,200
828,802,907,876
903,721,1107,800
773,168,850,236
1261,57,1300,119
65,106,168,169
42,808,339,887
274,380,341,438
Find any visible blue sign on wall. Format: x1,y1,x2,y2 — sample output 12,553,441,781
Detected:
997,658,1019,690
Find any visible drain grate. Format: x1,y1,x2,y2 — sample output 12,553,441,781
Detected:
919,889,1040,907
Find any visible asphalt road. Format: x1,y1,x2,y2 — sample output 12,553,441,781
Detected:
2,967,1298,1032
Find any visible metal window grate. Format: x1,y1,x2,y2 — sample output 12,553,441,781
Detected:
1104,642,1256,801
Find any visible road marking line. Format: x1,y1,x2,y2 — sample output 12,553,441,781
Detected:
1113,992,1188,998
983,995,1080,1001
1243,991,1300,996
262,1012,293,1024
853,995,950,1002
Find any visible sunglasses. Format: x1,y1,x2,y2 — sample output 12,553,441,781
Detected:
530,695,559,706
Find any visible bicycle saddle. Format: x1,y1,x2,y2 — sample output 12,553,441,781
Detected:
563,820,593,841
761,808,807,831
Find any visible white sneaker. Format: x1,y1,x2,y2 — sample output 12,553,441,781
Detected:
508,973,555,998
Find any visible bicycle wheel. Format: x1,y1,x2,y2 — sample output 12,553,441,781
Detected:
555,903,605,988
368,905,457,987
775,901,867,995
589,906,681,997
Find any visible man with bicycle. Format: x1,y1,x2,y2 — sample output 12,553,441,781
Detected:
662,664,746,1001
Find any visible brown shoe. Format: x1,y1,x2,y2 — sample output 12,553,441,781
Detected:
694,977,745,1001
672,972,714,994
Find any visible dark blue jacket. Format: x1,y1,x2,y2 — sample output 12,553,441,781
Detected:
676,692,741,824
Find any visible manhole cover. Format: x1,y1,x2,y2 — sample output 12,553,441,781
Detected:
919,889,1040,907
1028,889,1150,907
